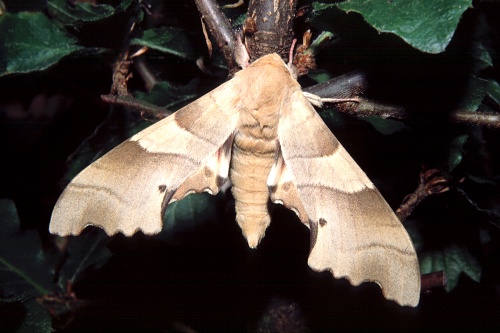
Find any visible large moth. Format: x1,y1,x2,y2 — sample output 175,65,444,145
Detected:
50,53,420,306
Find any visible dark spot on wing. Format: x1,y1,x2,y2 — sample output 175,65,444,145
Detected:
309,219,318,251
216,176,227,188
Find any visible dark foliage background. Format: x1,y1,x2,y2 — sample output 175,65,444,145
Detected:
0,0,499,331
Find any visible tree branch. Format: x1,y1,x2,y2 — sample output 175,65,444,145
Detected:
101,94,172,120
396,169,452,221
194,0,241,74
303,71,368,99
304,71,408,119
421,271,447,292
244,0,297,61
450,109,500,129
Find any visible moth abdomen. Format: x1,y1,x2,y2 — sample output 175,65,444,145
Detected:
230,132,277,248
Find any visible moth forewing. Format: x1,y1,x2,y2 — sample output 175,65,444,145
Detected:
50,72,242,237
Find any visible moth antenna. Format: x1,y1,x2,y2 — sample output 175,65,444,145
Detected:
288,38,297,65
234,28,250,68
287,39,299,79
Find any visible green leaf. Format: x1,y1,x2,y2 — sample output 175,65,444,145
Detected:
159,193,219,244
486,80,500,104
134,79,200,109
307,69,334,83
0,295,52,333
57,229,112,289
307,31,336,56
62,118,149,183
420,244,481,291
458,74,489,110
0,12,83,76
130,27,197,60
311,1,337,12
457,40,491,110
18,296,52,333
363,117,407,135
448,134,468,172
314,0,472,53
231,13,247,27
403,219,424,252
47,0,132,26
469,41,493,73
0,200,53,296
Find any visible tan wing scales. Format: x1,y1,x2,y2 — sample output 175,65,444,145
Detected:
277,89,420,307
50,80,242,237
267,147,309,225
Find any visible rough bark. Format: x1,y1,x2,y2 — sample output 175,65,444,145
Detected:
244,0,297,61
195,0,240,74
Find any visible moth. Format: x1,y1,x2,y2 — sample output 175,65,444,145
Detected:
50,53,420,307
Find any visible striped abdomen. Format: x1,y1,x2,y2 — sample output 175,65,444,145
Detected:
230,110,279,248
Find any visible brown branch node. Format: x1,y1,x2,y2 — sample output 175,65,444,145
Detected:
421,271,448,292
101,94,172,121
292,30,317,76
110,56,133,97
396,168,454,221
195,0,243,74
